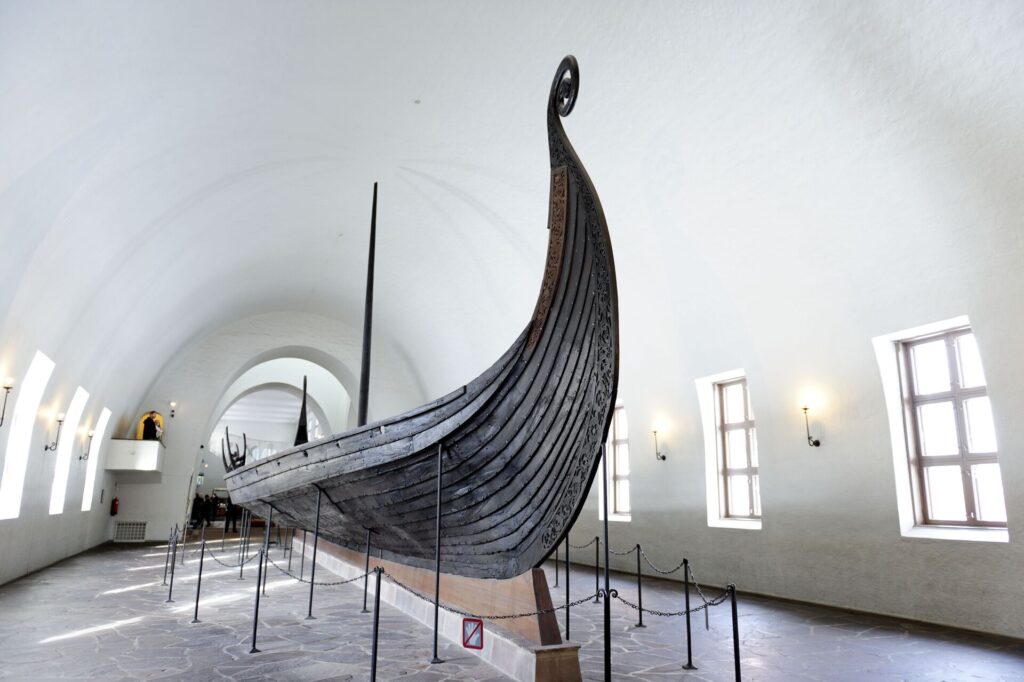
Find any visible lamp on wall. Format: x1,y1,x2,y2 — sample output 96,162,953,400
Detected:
79,430,95,461
802,407,821,447
652,430,667,461
44,412,66,452
0,377,14,427
169,401,177,418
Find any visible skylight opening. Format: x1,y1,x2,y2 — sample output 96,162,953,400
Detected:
0,351,56,520
81,407,111,512
49,386,89,515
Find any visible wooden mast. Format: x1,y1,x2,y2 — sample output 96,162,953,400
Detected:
357,183,378,427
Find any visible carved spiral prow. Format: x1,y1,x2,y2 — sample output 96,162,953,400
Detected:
550,55,579,117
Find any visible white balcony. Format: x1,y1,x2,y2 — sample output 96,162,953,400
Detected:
104,439,165,472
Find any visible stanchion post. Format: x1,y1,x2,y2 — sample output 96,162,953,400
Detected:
429,444,444,665
181,525,188,565
300,529,307,579
564,535,570,640
361,528,373,613
554,545,559,587
191,540,206,623
306,488,322,620
287,529,294,572
682,558,696,670
162,526,173,586
220,512,227,550
730,584,741,681
238,511,249,580
166,534,178,603
369,568,382,681
593,536,600,603
262,508,273,596
635,543,645,628
249,548,265,654
600,444,612,682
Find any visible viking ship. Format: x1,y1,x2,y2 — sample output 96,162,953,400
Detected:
224,56,618,580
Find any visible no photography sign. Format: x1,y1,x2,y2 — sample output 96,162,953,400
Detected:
462,618,484,650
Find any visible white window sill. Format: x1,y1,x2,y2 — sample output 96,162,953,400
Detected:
599,513,631,523
707,517,761,531
902,525,1008,543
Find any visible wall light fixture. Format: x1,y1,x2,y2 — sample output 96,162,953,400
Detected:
802,407,821,447
0,377,14,427
169,401,177,418
79,430,95,461
44,412,66,452
652,430,666,461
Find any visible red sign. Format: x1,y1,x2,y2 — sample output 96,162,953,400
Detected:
462,617,484,649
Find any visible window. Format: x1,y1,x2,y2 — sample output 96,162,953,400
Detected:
81,407,111,512
0,351,56,520
901,327,1006,528
598,402,630,521
716,378,761,519
696,369,762,529
50,387,89,515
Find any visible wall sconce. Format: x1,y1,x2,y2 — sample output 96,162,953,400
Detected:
169,401,177,418
802,407,821,447
79,430,95,461
44,412,66,452
652,430,667,461
0,377,14,427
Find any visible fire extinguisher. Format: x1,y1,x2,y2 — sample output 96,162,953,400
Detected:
110,497,119,516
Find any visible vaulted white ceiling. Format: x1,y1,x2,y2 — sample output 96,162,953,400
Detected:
1,1,1022,440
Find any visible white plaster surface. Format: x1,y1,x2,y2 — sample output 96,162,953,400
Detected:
0,1,1022,640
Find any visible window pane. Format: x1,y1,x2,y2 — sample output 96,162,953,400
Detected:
956,334,986,389
749,428,759,467
911,340,951,395
727,475,751,517
751,475,762,517
615,407,628,440
963,397,997,454
722,382,746,424
971,463,1007,523
924,465,967,522
615,480,630,514
724,429,747,468
615,443,630,476
917,402,959,457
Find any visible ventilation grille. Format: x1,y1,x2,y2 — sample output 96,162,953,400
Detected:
114,521,147,542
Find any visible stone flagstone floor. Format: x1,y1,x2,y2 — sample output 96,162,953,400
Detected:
0,536,1022,680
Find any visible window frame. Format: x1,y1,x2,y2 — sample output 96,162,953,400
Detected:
715,377,761,520
608,403,629,516
899,327,1005,529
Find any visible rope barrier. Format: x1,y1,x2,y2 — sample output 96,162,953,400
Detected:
639,547,687,575
607,544,638,556
613,589,729,617
266,555,371,587
382,570,599,620
567,538,597,549
206,548,261,569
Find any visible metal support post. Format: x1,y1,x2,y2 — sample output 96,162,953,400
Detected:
238,511,249,580
162,526,173,586
262,508,273,596
369,568,383,681
166,535,178,603
635,543,645,628
287,530,294,572
730,584,741,681
220,513,227,550
300,529,307,579
249,548,265,654
181,525,188,565
593,536,600,603
683,558,696,669
191,540,206,623
600,444,613,682
564,535,570,640
554,545,559,587
362,528,373,613
429,444,444,664
306,488,322,620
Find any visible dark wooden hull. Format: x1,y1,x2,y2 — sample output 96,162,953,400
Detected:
225,56,618,580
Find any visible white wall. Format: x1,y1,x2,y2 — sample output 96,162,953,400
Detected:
1,0,1022,638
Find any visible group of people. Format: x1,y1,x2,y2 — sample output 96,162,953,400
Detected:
190,493,240,531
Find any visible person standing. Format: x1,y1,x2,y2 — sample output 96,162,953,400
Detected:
225,495,238,533
190,493,203,529
142,412,160,440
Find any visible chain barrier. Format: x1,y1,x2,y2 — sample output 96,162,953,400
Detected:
381,570,599,620
206,548,261,569
613,588,729,618
266,555,370,587
567,537,597,549
607,544,638,556
639,547,687,575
